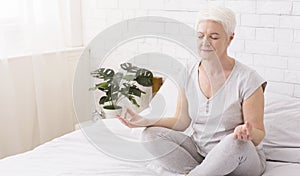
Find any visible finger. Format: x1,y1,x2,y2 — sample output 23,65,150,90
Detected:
233,133,238,139
243,134,249,141
121,109,127,118
115,115,129,126
115,114,126,123
245,121,250,128
126,108,136,116
115,114,122,118
115,114,127,121
241,134,248,142
247,122,253,133
245,121,252,131
239,129,244,138
243,127,248,135
239,132,248,141
236,130,242,140
238,135,243,141
245,122,253,136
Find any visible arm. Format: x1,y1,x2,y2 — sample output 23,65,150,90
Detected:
148,88,191,131
233,86,265,146
116,87,191,131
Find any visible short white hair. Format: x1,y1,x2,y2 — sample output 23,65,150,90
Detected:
195,6,236,36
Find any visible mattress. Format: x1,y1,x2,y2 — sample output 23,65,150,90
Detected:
1,119,300,176
263,161,300,176
0,119,182,176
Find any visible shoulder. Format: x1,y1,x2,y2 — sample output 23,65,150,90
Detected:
234,60,267,100
234,60,256,76
233,60,265,83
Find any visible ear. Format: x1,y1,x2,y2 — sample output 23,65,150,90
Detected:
229,32,235,41
228,32,235,45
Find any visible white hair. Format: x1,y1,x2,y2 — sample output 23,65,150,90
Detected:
195,6,236,36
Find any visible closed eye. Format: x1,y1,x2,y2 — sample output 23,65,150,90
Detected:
210,36,219,40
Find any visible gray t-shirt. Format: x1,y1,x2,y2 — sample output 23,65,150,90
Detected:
185,59,267,156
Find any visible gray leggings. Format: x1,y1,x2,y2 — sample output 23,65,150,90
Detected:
142,127,266,176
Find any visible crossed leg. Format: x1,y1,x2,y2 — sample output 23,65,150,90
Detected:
142,127,266,176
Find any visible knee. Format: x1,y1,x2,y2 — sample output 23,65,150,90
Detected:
141,126,167,142
221,133,254,151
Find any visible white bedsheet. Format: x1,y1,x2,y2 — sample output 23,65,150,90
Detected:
0,119,181,176
1,119,300,176
263,161,300,176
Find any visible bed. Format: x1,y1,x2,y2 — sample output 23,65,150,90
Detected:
0,79,299,176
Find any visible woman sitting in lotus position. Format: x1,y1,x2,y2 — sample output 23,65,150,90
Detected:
117,6,267,176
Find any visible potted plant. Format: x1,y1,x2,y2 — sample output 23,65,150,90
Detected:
89,63,153,119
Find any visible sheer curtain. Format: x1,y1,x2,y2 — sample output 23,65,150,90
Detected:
0,0,82,158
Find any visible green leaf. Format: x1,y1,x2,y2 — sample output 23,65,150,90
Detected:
128,95,140,108
99,96,109,104
113,72,123,85
103,105,122,110
111,93,118,101
129,85,144,97
135,69,153,86
91,68,115,81
110,84,120,92
123,75,136,81
120,63,139,73
120,87,130,95
92,62,153,109
89,82,109,91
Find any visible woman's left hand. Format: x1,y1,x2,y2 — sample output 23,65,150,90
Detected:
233,121,253,142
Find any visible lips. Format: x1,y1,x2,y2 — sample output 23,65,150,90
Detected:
201,49,214,52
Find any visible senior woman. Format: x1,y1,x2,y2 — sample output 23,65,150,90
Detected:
116,6,267,176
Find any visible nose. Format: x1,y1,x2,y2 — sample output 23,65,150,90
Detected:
202,37,210,47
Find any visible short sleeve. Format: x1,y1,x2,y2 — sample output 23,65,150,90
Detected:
242,71,267,101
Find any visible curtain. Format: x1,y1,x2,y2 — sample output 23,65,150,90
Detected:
0,0,82,158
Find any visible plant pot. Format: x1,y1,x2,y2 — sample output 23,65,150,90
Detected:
101,106,122,119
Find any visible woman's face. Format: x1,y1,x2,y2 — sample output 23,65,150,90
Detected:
197,20,233,60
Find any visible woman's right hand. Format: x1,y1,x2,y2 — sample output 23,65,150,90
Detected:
115,108,151,128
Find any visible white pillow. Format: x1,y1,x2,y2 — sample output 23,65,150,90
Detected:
263,92,300,163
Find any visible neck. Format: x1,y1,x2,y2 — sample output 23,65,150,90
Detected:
200,55,234,76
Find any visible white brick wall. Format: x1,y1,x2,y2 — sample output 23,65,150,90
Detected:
82,0,300,97
241,14,260,27
225,1,256,14
295,85,300,97
274,28,294,42
257,1,292,15
278,43,300,57
294,30,300,42
253,54,287,69
280,16,300,29
255,28,274,41
245,41,277,55
293,2,300,15
235,26,255,40
285,70,300,84
288,57,300,71
260,15,280,28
